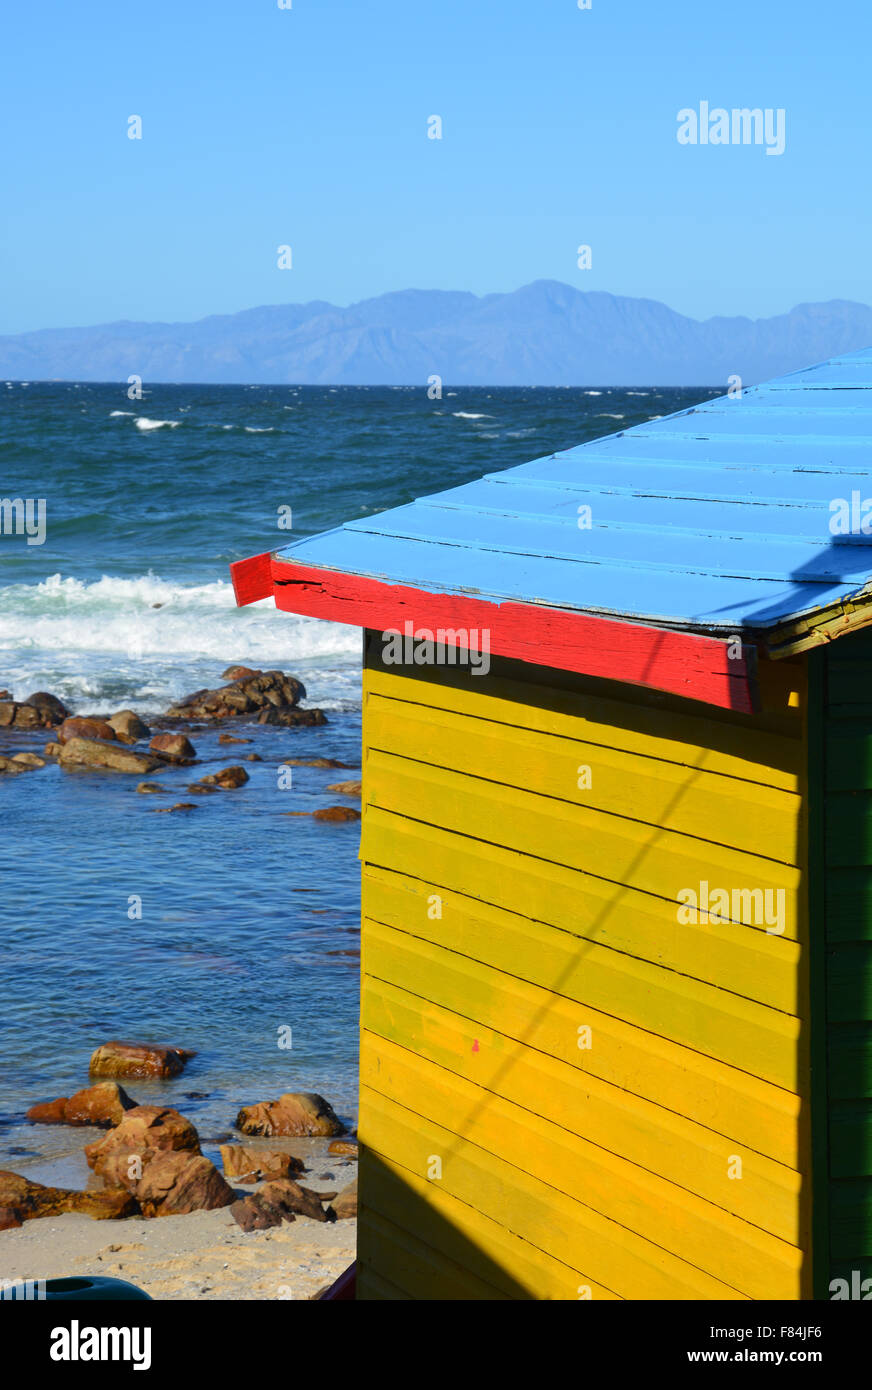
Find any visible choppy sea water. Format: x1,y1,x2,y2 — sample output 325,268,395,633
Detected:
0,380,717,1187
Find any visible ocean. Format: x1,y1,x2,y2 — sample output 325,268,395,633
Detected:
0,379,718,1187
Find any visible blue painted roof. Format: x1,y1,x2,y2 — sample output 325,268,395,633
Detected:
274,349,872,639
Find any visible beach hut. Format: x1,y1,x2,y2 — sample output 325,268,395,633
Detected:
231,349,872,1301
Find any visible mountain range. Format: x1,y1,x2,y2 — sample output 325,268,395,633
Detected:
2,281,871,386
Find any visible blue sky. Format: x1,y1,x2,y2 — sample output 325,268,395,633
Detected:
1,0,868,332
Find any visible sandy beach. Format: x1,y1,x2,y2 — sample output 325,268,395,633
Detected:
0,1168,356,1301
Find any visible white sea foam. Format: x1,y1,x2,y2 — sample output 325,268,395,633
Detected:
134,417,181,431
584,390,603,396
452,412,493,420
244,426,276,433
599,413,626,419
0,572,360,713
109,410,135,417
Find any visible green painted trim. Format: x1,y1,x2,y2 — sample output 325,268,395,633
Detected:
807,645,831,1300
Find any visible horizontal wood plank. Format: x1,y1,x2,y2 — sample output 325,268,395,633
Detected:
366,694,801,864
362,902,806,1113
360,1153,617,1299
363,809,803,1008
361,1031,804,1298
361,975,804,1243
359,1082,752,1300
365,751,802,935
363,660,802,788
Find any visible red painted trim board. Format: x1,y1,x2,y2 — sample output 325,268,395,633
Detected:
266,557,758,712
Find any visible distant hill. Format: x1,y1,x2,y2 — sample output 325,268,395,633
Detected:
2,281,872,386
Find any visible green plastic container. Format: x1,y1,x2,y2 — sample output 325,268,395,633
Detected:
44,1276,151,1301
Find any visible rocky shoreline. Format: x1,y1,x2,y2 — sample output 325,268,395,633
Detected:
0,664,362,821
2,665,362,1297
1,1040,358,1298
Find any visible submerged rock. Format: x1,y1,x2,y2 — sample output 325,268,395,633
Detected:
109,710,152,743
59,738,162,774
150,802,197,813
256,707,327,727
313,806,361,823
89,1041,195,1080
197,765,249,789
27,1082,138,1128
136,782,166,794
0,756,28,775
218,733,252,744
282,758,352,769
23,692,70,725
11,752,46,769
58,716,118,744
0,702,46,730
325,781,362,796
236,1092,344,1138
149,732,196,763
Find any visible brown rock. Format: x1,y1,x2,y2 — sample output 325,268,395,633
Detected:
23,692,70,725
313,806,361,823
0,1207,22,1230
26,1097,68,1124
150,802,197,813
229,1177,333,1232
89,1041,196,1080
65,1082,139,1127
43,742,62,757
198,765,249,789
218,733,252,744
221,666,261,680
108,710,151,742
219,1144,305,1184
282,758,352,769
256,707,327,727
85,1106,200,1178
149,732,196,763
0,1171,138,1224
27,1082,137,1128
328,1138,359,1159
185,783,217,795
258,1178,333,1222
59,738,162,774
134,1151,234,1218
0,702,43,730
11,752,46,769
230,1195,285,1232
166,669,306,722
236,1092,344,1138
330,1176,358,1220
325,781,362,796
58,716,118,744
0,756,27,775
136,782,166,794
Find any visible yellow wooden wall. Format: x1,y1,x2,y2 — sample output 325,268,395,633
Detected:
356,635,812,1300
